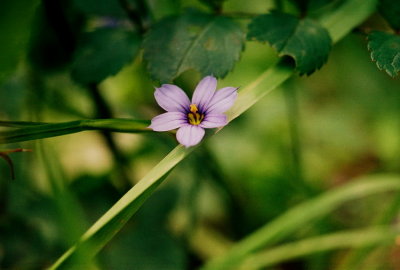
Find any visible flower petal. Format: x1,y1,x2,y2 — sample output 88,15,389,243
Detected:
200,113,227,128
176,125,205,147
149,112,187,131
155,84,191,112
192,76,217,111
206,87,238,114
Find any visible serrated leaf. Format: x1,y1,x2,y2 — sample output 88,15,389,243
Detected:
368,31,400,77
379,0,400,30
247,11,332,75
143,11,245,83
71,28,140,84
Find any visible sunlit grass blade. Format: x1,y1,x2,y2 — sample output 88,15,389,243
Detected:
202,175,400,270
238,226,397,270
48,59,294,270
49,0,378,268
49,145,194,269
0,119,150,144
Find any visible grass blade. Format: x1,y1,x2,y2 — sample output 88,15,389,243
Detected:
202,175,400,270
49,145,194,269
239,226,397,270
48,0,378,268
0,119,150,144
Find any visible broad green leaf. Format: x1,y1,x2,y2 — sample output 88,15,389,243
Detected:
0,119,150,145
239,226,397,269
202,175,400,270
49,0,378,268
368,31,400,77
247,11,332,75
71,28,141,84
143,11,245,83
378,0,400,30
0,0,39,83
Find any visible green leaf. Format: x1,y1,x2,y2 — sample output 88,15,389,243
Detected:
368,31,400,77
378,0,400,30
0,0,39,83
239,226,397,269
247,11,332,75
48,0,378,268
143,11,245,83
0,119,150,145
49,145,194,269
71,28,141,84
202,175,400,270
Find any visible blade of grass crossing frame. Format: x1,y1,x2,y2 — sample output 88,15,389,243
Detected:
238,226,398,270
0,119,150,144
49,145,194,269
202,175,400,270
49,0,378,268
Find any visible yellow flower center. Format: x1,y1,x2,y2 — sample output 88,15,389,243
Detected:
188,104,204,125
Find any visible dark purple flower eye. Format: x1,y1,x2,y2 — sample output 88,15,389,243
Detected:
149,76,238,147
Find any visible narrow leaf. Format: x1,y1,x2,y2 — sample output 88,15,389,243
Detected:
368,31,400,77
0,119,150,144
143,11,245,83
49,145,194,269
247,11,332,75
239,226,397,269
202,175,400,270
49,0,378,268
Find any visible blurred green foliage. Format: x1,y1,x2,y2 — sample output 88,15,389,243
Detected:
1,0,400,269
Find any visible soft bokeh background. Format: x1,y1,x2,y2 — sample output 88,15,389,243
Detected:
1,0,400,269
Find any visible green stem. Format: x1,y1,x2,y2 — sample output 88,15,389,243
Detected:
0,119,150,145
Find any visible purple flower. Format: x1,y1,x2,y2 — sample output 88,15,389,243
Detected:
149,76,238,147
